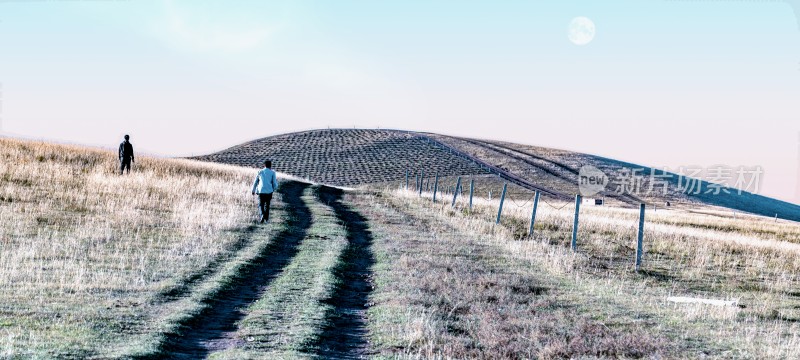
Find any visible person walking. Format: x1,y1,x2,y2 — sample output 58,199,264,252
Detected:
119,135,134,175
252,160,278,223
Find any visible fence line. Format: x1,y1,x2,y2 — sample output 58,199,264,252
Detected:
400,168,650,272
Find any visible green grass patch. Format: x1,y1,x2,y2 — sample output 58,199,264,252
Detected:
209,186,349,359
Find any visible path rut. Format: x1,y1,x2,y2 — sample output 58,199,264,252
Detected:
316,187,376,359
159,181,312,359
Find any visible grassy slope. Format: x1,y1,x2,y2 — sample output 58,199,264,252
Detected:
5,137,800,359
0,139,373,359
0,138,263,358
360,190,671,359
590,154,800,222
361,186,800,358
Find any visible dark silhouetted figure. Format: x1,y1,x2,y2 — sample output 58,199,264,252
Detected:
252,160,278,223
119,135,134,175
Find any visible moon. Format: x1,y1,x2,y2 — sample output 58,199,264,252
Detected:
568,16,595,46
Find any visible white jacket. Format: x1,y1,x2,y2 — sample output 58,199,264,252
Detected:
252,168,278,194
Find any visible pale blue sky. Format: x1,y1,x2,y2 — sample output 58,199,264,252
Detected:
0,0,799,203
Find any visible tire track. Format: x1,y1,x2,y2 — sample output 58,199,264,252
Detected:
153,181,313,359
459,137,575,181
316,187,375,359
413,133,570,199
472,139,644,204
433,134,642,205
475,139,580,176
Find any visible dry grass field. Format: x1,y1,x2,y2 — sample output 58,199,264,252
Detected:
0,138,262,358
365,186,800,358
0,138,378,358
3,136,800,359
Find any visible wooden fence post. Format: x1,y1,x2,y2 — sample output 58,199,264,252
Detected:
452,177,462,207
528,191,540,237
432,174,439,202
469,179,475,211
405,169,409,190
496,183,508,224
636,203,645,272
571,194,581,251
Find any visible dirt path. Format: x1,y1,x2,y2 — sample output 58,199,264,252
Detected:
161,181,312,359
316,187,375,359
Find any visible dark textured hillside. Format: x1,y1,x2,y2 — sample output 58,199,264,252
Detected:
192,129,490,186
195,128,800,222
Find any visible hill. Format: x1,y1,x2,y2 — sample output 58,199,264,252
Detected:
193,129,490,186
196,129,800,222
3,137,800,358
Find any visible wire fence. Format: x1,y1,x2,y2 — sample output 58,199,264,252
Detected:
400,169,649,272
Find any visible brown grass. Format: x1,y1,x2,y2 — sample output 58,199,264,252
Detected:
4,136,800,359
374,186,800,358
360,190,670,359
0,138,259,358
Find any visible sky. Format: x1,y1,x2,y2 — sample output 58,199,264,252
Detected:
0,0,799,204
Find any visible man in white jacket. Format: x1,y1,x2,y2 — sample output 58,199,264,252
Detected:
252,160,279,223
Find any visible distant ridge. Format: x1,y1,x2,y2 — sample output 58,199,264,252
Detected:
194,128,800,222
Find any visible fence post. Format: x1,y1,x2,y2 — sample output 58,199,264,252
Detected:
405,169,409,190
528,191,540,237
496,183,508,224
469,179,475,210
636,203,645,272
571,194,581,251
419,172,424,196
432,174,439,203
452,177,462,207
